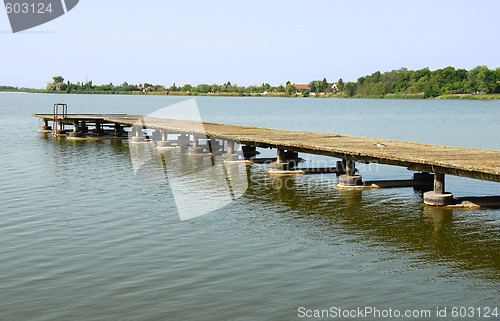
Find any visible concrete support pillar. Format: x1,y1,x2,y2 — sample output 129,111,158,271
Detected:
95,120,104,136
68,120,84,137
131,125,146,142
187,136,211,155
222,140,240,161
54,120,66,135
177,134,190,147
338,159,363,187
434,172,445,194
268,148,303,173
114,123,125,137
270,148,295,171
81,121,88,133
346,159,356,176
40,119,51,131
208,138,222,153
156,131,181,149
151,129,161,141
276,148,286,163
423,173,454,206
227,140,235,154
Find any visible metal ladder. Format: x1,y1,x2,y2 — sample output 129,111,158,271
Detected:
52,103,68,134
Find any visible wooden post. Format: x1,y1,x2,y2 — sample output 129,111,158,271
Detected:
276,148,286,163
227,140,235,154
346,159,355,176
95,120,103,135
222,140,240,162
434,172,445,194
177,134,189,147
209,138,220,152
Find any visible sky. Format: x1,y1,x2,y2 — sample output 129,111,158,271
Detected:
1,0,499,88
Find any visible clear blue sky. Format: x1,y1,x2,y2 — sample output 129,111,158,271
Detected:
1,0,498,88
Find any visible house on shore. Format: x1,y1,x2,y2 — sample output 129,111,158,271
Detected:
143,86,163,92
295,84,310,91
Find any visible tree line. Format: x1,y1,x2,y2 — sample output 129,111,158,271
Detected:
41,65,500,98
340,66,500,98
341,65,500,98
45,77,279,96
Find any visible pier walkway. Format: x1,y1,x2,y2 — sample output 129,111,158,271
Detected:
34,113,500,207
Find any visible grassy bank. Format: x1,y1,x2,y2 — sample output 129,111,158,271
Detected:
436,93,500,100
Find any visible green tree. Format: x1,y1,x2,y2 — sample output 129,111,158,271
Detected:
211,84,220,93
309,82,316,92
492,68,500,93
471,65,493,93
344,82,357,97
285,83,296,97
124,85,137,91
196,84,210,93
56,82,67,91
337,78,344,91
322,78,328,91
423,77,441,98
169,83,178,91
369,71,381,83
52,76,64,84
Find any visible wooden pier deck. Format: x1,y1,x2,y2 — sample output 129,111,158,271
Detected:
33,113,500,183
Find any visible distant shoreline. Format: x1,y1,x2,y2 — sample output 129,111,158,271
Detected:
4,65,499,100
1,89,499,100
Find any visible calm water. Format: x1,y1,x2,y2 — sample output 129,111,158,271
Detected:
0,93,499,321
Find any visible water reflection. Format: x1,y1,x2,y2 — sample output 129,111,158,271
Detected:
422,206,454,236
246,168,500,279
44,137,500,280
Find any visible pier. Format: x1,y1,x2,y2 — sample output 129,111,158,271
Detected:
34,112,500,208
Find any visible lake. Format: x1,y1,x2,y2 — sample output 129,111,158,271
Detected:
0,93,499,320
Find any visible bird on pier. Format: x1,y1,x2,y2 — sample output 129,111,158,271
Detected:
375,143,389,152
